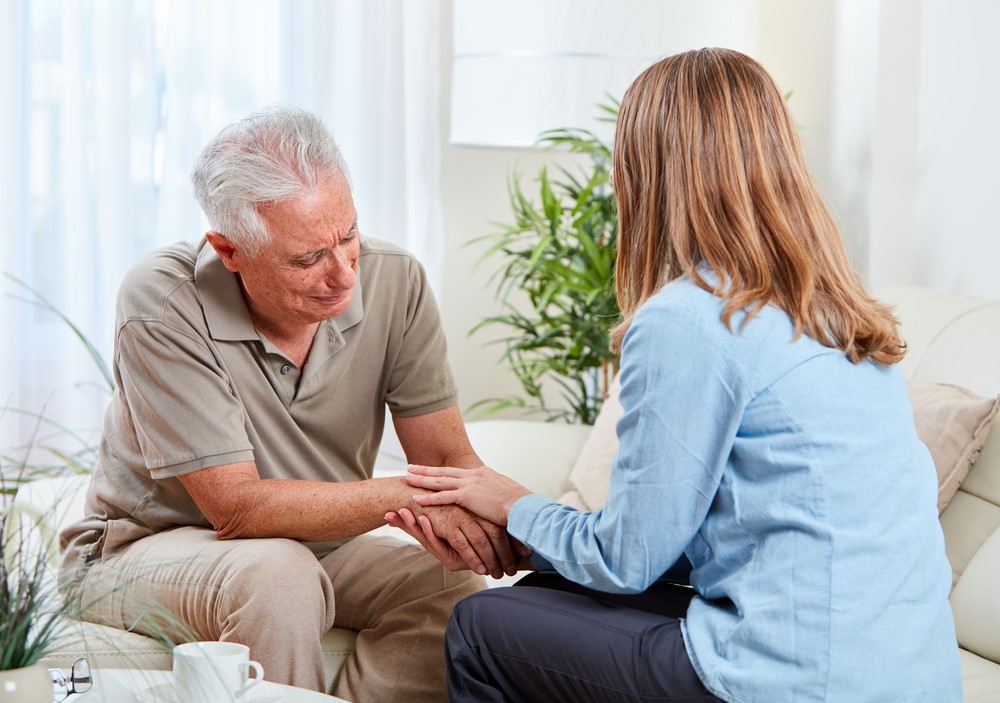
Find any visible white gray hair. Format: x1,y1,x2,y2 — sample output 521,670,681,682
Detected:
191,106,350,256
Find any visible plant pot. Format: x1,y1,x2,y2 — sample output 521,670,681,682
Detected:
0,663,52,702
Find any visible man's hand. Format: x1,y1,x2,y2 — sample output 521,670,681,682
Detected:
407,502,518,579
386,507,532,577
385,508,467,571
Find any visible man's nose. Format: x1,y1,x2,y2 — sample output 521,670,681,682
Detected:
325,250,356,288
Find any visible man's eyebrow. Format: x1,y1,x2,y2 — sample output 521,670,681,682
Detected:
291,247,330,262
290,223,359,261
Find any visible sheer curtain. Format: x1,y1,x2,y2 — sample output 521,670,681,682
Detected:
0,0,445,458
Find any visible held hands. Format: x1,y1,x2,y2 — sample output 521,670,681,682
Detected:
385,464,532,579
384,502,524,579
384,507,528,577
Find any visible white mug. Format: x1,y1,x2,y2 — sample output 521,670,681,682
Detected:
172,641,264,703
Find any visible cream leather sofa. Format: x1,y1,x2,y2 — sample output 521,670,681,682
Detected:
20,285,1000,700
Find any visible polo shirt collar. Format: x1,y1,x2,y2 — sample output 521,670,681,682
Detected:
333,270,364,332
193,239,365,343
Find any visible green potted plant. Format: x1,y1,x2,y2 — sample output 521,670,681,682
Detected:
0,464,66,702
470,102,621,425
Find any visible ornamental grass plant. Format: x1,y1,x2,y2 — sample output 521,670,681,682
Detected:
0,441,68,672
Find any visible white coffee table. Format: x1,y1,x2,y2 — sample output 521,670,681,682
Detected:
70,668,348,702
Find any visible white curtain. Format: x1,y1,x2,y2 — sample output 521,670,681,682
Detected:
0,0,445,459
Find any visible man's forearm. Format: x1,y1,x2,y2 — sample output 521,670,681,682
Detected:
440,449,484,470
208,474,421,542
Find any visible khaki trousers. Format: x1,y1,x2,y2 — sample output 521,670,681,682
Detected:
70,526,484,702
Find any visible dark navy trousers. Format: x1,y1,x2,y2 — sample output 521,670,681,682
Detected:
444,572,725,702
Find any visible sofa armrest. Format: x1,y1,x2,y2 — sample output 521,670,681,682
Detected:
465,420,591,500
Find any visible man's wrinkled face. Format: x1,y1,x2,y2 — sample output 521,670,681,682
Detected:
225,172,361,333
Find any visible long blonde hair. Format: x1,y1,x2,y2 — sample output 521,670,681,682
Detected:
610,48,904,364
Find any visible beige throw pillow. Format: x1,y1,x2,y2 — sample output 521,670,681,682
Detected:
908,381,999,512
558,376,623,511
557,377,999,514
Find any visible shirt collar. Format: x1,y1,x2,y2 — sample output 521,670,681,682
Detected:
193,238,365,342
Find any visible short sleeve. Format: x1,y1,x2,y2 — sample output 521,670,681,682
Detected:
114,320,254,478
383,258,458,417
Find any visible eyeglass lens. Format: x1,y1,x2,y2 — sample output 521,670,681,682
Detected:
49,658,93,700
70,658,92,692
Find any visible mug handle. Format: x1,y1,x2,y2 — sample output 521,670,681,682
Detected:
237,660,265,697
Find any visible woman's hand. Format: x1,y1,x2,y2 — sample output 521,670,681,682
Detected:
405,464,531,526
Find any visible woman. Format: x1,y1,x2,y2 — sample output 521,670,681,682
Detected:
391,48,962,702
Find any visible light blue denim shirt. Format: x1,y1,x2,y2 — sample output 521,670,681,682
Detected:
508,277,962,702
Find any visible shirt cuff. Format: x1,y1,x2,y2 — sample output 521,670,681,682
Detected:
507,493,557,544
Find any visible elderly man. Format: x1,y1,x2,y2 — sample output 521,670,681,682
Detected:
59,107,513,702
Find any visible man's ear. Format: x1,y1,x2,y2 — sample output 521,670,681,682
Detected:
205,232,241,272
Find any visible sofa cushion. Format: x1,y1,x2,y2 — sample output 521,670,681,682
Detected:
908,381,999,512
941,428,1000,588
881,285,1000,595
951,525,1000,664
466,419,588,498
959,648,1000,702
561,377,997,515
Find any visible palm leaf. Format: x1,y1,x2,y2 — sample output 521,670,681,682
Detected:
468,101,623,424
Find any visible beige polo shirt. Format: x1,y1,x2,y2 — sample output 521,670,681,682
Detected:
60,236,457,568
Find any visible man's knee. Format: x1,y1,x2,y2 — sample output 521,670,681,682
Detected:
362,537,484,596
408,547,487,604
217,538,335,632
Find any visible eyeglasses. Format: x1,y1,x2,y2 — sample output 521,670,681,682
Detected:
48,657,93,701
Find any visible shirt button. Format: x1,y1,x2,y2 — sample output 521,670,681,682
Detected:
280,365,291,375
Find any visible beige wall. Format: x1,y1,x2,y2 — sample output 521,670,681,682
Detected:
440,145,595,418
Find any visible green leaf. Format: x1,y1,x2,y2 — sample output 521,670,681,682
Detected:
467,100,623,424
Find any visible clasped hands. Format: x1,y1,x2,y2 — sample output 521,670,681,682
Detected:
385,464,531,580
